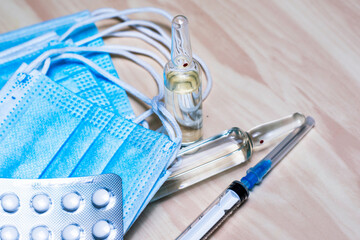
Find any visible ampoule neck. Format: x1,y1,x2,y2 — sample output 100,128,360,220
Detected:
247,113,306,148
171,15,193,67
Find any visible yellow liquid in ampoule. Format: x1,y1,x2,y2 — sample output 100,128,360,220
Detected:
165,70,203,145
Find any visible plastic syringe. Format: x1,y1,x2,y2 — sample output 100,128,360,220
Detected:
176,116,315,240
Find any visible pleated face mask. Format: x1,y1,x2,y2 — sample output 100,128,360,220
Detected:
0,7,214,233
0,11,135,119
0,10,90,88
0,60,181,232
0,11,89,50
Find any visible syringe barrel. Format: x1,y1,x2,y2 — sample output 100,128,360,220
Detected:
176,181,248,240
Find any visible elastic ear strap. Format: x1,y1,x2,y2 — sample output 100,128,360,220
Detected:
25,46,162,102
106,31,171,59
105,45,166,66
91,8,118,16
58,7,212,100
59,7,173,42
75,19,169,46
24,47,181,141
56,53,180,141
40,45,166,90
96,11,213,101
0,32,58,59
80,21,212,100
41,58,51,74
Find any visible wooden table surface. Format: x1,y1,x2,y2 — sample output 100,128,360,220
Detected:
1,0,359,239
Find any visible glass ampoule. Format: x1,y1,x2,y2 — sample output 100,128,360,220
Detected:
153,113,306,201
164,15,203,145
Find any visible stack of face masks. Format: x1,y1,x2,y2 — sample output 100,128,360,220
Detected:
0,9,186,232
0,10,135,119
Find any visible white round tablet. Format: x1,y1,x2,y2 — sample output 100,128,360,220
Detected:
61,224,81,240
92,220,111,239
92,189,110,208
1,193,20,213
30,226,50,240
62,192,81,212
0,226,19,240
32,194,51,214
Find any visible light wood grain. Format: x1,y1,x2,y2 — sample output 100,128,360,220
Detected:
0,0,359,239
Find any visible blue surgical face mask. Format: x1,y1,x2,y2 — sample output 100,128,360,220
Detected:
0,66,92,178
0,11,135,119
46,44,135,119
0,32,67,87
0,7,216,233
0,11,89,50
0,66,180,232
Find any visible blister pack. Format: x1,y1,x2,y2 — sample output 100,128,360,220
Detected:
0,174,123,240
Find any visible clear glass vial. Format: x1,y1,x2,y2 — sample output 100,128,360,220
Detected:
164,15,203,145
153,113,306,200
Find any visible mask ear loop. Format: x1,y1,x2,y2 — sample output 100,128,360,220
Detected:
110,45,166,66
24,47,182,143
55,53,180,143
57,7,212,100
106,31,171,60
59,8,172,42
76,20,169,47
27,46,163,100
91,8,118,16
100,30,213,100
40,45,166,87
41,58,52,74
39,45,165,130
